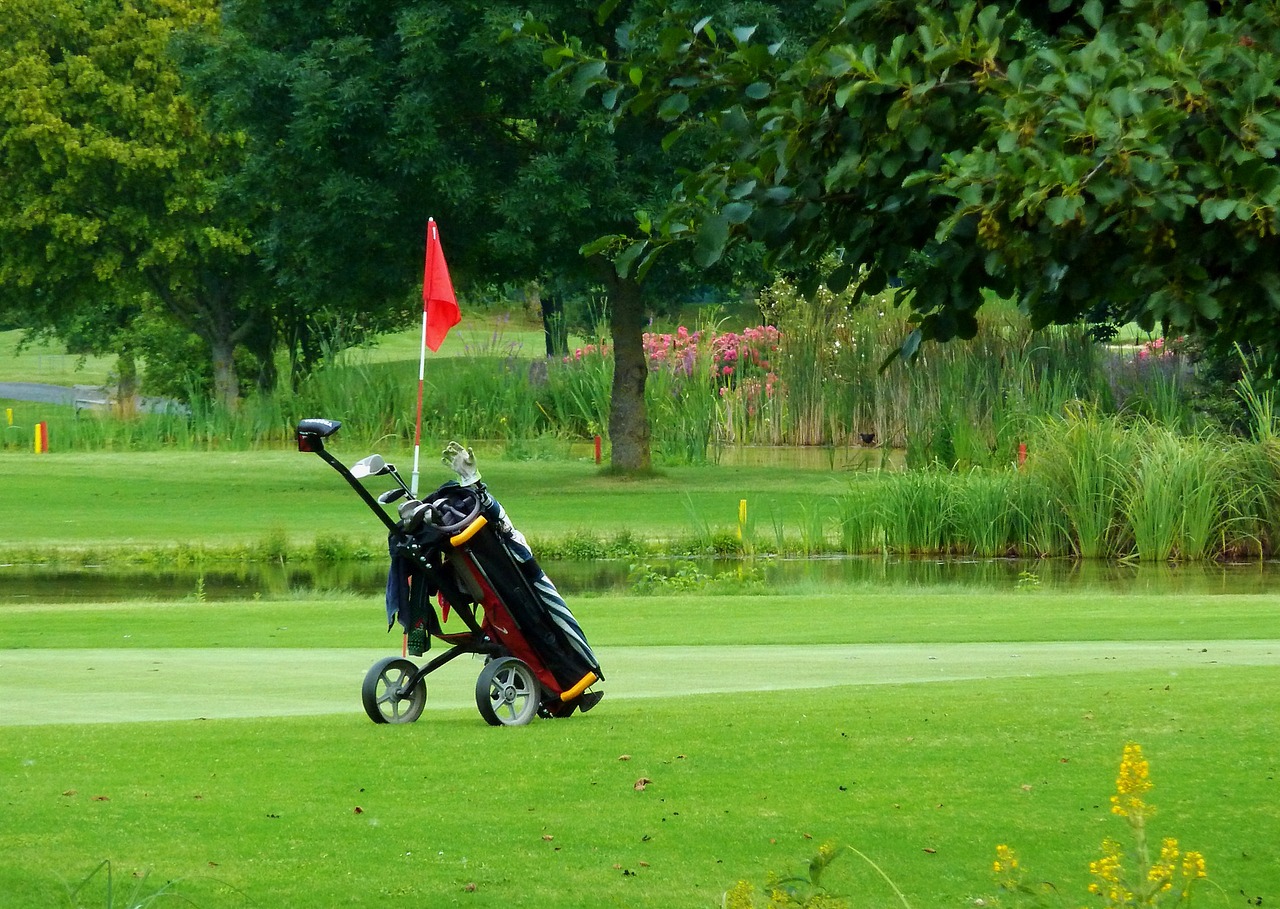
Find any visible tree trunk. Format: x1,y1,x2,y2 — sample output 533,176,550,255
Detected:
540,290,569,359
146,270,245,410
603,271,650,472
114,349,138,417
210,333,239,411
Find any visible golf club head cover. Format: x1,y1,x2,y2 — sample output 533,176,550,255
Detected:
442,440,480,486
397,499,433,533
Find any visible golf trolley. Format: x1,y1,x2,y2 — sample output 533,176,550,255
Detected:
296,418,603,726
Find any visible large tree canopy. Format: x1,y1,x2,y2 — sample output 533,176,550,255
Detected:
187,0,785,468
0,0,265,406
554,0,1280,365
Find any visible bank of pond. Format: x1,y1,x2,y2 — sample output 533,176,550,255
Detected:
3,555,1277,605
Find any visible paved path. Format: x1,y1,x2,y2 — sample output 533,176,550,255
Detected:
0,381,83,405
0,380,183,414
2,640,1277,726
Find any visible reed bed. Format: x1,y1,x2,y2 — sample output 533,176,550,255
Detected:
818,412,1280,562
4,282,1184,462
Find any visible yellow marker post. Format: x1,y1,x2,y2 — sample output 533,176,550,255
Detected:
4,407,11,426
737,498,747,540
34,421,48,453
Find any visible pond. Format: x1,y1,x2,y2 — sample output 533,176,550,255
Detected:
1,555,1277,604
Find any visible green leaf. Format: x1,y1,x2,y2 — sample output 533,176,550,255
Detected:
1045,195,1081,225
732,25,757,44
827,262,855,294
580,234,619,257
1082,0,1103,30
906,124,932,153
1200,197,1237,223
628,66,644,86
595,0,622,26
1194,290,1222,320
657,92,690,121
834,81,868,108
571,60,608,97
722,200,754,225
694,213,730,267
901,328,922,360
745,81,771,100
613,240,646,278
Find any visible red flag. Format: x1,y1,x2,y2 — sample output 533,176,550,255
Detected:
423,218,459,352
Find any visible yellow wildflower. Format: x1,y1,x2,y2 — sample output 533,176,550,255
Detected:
1182,851,1207,880
723,880,756,909
1088,838,1131,902
1110,742,1154,819
993,844,1019,874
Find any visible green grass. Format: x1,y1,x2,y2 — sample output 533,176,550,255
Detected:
0,330,116,386
2,584,1279,907
0,314,573,390
5,589,1280,650
0,450,849,557
3,448,1277,905
1,657,1274,907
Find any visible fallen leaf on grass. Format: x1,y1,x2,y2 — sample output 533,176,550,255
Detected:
634,778,652,791
542,835,554,842
618,754,631,761
62,790,76,797
353,806,363,814
92,795,110,802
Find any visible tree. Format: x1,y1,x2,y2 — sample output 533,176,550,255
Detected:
555,0,1280,367
0,0,265,407
187,0,784,470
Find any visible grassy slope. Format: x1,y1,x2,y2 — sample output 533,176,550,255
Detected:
0,450,850,554
1,637,1274,909
0,314,572,391
1,429,1272,907
4,591,1280,650
0,330,117,387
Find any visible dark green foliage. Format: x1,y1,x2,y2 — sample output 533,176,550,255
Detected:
549,1,1280,367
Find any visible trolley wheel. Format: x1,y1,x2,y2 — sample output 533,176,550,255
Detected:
362,656,426,724
475,657,540,727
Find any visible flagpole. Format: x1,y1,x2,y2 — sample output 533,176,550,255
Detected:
411,303,428,496
410,219,436,497
412,217,460,496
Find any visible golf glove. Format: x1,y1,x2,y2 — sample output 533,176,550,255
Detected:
442,441,480,486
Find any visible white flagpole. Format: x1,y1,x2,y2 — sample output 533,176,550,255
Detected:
410,219,435,496
410,306,428,496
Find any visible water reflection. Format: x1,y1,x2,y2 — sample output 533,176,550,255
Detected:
1,555,1276,603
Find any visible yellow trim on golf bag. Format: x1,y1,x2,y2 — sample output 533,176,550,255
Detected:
560,671,598,702
450,515,488,547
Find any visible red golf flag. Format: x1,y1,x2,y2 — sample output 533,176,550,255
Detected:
423,218,459,352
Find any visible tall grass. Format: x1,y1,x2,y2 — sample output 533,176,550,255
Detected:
5,294,1190,466
826,414,1280,562
1026,406,1137,559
